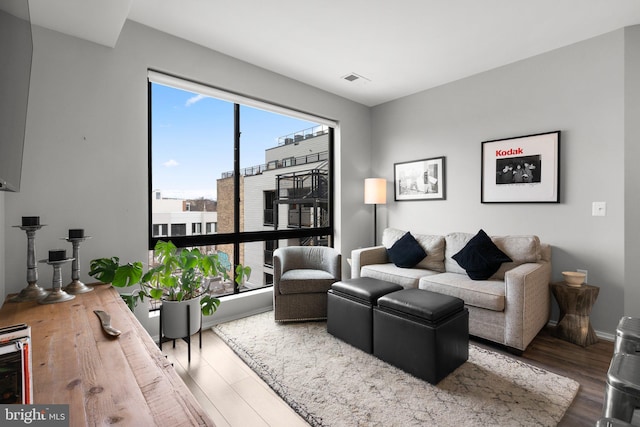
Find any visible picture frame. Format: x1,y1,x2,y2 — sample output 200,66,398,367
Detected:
481,131,560,203
394,156,446,201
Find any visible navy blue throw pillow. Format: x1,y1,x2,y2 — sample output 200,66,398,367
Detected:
387,232,427,268
452,229,512,280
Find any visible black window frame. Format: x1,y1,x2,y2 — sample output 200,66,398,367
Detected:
147,79,335,292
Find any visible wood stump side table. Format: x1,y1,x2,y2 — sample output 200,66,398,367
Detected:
550,281,599,347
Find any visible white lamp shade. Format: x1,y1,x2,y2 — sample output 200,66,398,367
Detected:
364,178,387,205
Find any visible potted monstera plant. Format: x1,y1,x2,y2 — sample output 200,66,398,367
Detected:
89,240,251,339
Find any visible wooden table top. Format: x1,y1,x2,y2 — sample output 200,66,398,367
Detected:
551,281,599,291
0,284,214,427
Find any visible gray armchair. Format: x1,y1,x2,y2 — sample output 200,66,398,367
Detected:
273,246,342,322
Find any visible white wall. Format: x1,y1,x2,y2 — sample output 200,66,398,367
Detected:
371,29,629,335
2,20,371,303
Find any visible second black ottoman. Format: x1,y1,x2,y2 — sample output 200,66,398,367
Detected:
327,277,403,353
373,288,469,384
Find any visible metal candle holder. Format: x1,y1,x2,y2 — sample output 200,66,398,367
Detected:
63,236,93,294
38,257,75,304
10,225,49,302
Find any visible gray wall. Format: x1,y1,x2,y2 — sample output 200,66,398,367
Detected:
625,26,640,319
1,21,372,308
0,193,5,299
371,28,631,336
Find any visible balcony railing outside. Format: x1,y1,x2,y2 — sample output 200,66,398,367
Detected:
277,169,328,201
222,151,328,179
288,209,312,227
277,124,329,146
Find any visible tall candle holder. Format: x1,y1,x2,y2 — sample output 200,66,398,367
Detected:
63,236,93,294
11,224,49,302
38,257,75,304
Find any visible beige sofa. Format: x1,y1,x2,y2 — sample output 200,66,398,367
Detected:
351,228,551,352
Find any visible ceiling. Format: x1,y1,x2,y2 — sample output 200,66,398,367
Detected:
28,0,640,107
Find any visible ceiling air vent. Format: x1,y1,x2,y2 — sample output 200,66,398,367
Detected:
342,72,370,83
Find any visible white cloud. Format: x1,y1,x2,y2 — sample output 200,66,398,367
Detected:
163,159,179,167
185,94,206,107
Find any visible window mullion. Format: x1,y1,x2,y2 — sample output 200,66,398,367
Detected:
233,103,241,293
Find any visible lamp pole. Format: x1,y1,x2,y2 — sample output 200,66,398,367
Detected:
373,203,378,245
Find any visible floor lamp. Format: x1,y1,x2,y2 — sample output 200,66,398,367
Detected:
364,178,387,245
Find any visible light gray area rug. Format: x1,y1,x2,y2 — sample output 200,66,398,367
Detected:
213,311,579,427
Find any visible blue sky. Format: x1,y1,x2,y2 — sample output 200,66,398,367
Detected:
151,83,316,200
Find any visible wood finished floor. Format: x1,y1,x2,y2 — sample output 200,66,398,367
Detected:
162,323,614,427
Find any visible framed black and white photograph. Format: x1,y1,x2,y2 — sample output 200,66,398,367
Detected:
394,156,446,201
481,131,560,203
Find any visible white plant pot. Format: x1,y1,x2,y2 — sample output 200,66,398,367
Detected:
162,297,202,339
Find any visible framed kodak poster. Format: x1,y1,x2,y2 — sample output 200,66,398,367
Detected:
481,131,560,203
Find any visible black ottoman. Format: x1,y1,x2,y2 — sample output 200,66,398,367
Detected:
373,288,469,384
327,277,403,353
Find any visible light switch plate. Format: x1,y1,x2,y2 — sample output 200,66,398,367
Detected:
592,202,606,216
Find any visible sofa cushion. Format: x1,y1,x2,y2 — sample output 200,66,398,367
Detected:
279,269,336,294
387,232,427,268
382,228,445,272
361,263,439,289
418,273,506,312
452,229,512,280
490,235,541,279
413,234,446,272
444,232,474,274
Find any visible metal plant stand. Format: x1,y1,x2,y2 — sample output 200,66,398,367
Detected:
64,236,93,294
159,303,202,363
11,224,49,302
38,258,75,304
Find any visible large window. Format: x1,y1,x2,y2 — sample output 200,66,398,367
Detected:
148,71,335,296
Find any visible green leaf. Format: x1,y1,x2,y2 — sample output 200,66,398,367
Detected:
141,265,163,283
154,240,177,265
200,253,218,277
235,264,252,285
121,294,137,311
201,295,220,316
165,275,178,288
149,288,164,300
88,257,120,283
112,262,143,287
179,249,199,270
